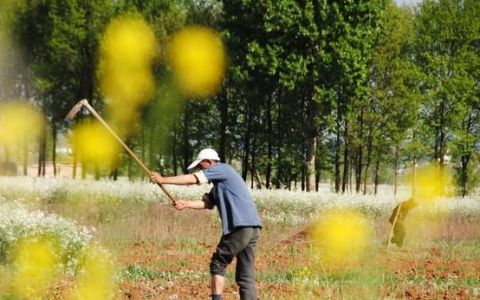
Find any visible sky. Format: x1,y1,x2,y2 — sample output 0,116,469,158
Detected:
394,0,423,6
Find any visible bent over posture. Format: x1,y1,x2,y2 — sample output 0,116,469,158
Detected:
150,148,262,300
389,197,416,247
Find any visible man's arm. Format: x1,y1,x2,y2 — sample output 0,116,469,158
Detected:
389,204,400,224
175,200,206,210
150,172,198,185
175,192,215,210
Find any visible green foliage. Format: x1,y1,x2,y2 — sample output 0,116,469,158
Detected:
6,0,480,193
371,2,421,160
0,0,26,100
14,0,114,122
414,0,480,193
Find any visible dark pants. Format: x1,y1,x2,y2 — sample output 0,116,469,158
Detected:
210,227,260,300
391,222,406,247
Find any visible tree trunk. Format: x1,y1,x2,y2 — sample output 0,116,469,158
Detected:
3,145,10,162
141,127,146,180
72,149,78,179
254,169,263,189
275,99,283,189
334,117,341,192
437,106,447,196
342,119,349,193
109,157,118,181
374,158,380,195
81,160,86,179
305,86,318,192
173,123,178,176
94,163,100,180
217,88,228,163
22,138,28,176
461,154,470,197
439,129,446,167
127,140,133,180
301,163,306,191
265,93,273,189
149,126,156,169
394,145,399,196
412,155,417,196
242,107,252,181
434,127,440,162
109,150,119,181
52,123,57,177
439,101,446,167
38,121,46,177
305,135,317,192
355,108,364,193
349,156,354,193
250,132,256,189
182,112,190,174
363,126,373,195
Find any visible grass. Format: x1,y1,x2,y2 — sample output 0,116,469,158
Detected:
120,265,210,281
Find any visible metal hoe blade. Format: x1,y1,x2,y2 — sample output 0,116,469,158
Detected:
65,99,88,120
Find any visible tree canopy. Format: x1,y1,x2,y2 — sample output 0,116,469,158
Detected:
1,0,479,195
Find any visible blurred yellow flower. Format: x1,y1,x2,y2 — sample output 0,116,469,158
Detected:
414,164,454,200
168,26,226,97
98,16,157,136
308,210,372,268
10,236,61,299
70,121,120,167
0,101,44,147
69,245,116,300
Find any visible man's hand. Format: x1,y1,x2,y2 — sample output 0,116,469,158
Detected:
174,200,189,210
150,172,163,184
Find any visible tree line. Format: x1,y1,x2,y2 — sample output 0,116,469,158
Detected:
0,0,479,195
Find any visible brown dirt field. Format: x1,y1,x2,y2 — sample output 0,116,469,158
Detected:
33,202,479,300
383,247,480,300
114,227,480,300
117,237,301,299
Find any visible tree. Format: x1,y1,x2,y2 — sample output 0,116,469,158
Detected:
127,0,188,175
415,0,480,194
316,0,387,192
14,0,114,176
0,0,31,101
370,2,421,195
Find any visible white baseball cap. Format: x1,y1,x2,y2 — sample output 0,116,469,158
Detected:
187,148,220,170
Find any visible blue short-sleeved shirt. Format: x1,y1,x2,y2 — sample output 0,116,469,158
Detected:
198,163,261,235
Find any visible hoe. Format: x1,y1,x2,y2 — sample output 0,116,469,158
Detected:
66,99,177,205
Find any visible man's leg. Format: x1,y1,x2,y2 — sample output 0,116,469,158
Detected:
210,250,230,299
235,228,260,300
210,228,256,299
211,274,225,298
394,223,406,247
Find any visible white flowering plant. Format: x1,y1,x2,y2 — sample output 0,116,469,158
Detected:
1,177,478,227
0,200,92,275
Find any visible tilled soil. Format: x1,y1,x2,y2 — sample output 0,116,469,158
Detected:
117,230,480,299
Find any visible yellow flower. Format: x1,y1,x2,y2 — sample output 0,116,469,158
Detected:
98,16,158,136
70,121,120,168
309,210,372,268
69,245,116,300
0,101,44,147
10,236,61,299
168,26,226,97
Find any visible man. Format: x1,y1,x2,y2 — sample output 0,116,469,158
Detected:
150,148,262,300
389,197,416,247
